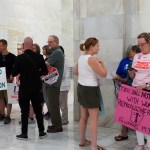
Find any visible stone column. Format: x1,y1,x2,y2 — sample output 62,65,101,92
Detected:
73,0,150,128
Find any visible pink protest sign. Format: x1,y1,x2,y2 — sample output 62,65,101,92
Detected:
115,84,150,136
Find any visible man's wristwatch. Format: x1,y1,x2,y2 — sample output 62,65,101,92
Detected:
146,83,150,88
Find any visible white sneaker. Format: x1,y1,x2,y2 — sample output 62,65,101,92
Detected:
134,145,144,150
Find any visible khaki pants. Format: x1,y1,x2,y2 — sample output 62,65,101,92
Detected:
59,91,69,124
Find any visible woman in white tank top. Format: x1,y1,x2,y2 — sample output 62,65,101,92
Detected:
74,37,107,150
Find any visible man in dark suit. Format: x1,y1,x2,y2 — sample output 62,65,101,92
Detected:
11,37,48,140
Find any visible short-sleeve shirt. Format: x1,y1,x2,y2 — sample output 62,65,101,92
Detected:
132,53,150,89
0,52,16,79
116,57,132,78
46,47,64,87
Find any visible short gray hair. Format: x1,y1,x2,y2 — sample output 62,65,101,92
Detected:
49,35,59,44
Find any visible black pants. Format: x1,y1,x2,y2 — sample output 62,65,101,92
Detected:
46,86,62,128
19,91,44,134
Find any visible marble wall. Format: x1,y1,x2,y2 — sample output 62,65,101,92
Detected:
0,0,73,65
1,0,150,128
73,0,150,128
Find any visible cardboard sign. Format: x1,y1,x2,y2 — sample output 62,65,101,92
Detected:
7,83,19,104
115,84,150,135
0,67,7,90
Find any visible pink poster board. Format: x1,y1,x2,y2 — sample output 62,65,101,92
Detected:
115,84,150,136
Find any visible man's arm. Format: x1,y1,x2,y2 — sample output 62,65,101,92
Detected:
39,55,48,76
11,57,20,77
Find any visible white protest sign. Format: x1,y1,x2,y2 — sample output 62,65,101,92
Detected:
0,67,7,90
7,83,19,104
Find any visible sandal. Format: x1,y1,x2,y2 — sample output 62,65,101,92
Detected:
97,145,106,150
114,135,128,141
79,139,91,147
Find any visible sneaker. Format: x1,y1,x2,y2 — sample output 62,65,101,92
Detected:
47,125,63,133
39,132,47,139
134,145,144,150
4,116,11,124
0,114,5,121
43,112,50,117
16,134,28,141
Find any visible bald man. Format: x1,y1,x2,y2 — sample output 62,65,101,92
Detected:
12,37,48,140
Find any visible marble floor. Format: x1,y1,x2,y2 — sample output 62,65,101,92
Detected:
0,104,138,150
0,82,137,150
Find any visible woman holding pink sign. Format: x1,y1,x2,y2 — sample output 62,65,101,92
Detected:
114,45,141,141
132,32,150,150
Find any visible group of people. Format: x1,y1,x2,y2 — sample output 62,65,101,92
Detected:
74,32,150,150
0,32,150,150
0,35,70,140
113,32,150,150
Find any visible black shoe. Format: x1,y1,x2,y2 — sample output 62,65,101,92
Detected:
39,132,47,139
44,115,50,120
144,138,147,144
44,112,50,120
0,114,5,121
47,125,63,133
4,116,11,124
47,125,55,130
16,134,28,141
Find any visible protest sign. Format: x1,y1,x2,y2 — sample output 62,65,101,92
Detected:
42,66,59,85
115,84,150,135
0,67,7,90
7,83,19,104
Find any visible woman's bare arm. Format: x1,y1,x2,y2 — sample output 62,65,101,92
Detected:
88,57,107,78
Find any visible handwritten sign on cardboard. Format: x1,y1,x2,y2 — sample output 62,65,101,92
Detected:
115,84,150,135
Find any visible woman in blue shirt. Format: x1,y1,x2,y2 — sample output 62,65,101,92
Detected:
114,45,141,141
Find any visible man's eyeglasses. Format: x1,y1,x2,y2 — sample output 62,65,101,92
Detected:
48,41,55,43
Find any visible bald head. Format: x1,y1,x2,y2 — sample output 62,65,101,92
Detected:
24,37,33,51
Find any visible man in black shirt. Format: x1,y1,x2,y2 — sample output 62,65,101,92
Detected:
0,39,16,124
11,37,48,140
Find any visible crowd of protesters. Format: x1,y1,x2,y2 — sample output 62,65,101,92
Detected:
0,32,150,150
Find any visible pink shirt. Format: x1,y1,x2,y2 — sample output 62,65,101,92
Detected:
132,53,150,90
